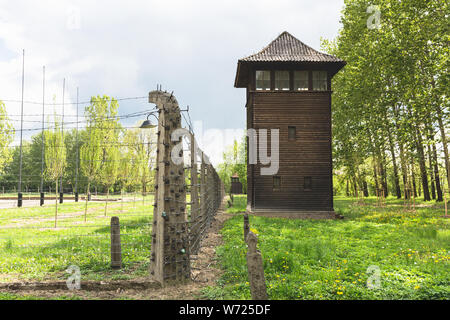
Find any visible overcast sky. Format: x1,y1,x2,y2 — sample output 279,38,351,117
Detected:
0,0,344,165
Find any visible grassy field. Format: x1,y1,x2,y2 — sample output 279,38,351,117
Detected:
0,196,154,283
203,195,449,300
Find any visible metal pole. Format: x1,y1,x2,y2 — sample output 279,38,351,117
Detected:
40,66,45,206
17,49,25,208
74,87,79,202
59,78,65,204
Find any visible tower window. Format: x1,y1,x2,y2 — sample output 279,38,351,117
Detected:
312,71,327,91
273,176,281,190
256,70,271,91
304,176,312,191
288,126,296,140
294,71,309,91
275,71,290,91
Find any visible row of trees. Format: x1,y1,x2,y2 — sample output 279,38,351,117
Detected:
0,96,157,210
323,0,449,201
0,101,14,174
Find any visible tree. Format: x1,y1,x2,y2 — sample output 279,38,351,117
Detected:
217,136,247,194
0,101,13,174
322,0,448,201
97,98,121,215
80,96,110,221
122,124,157,206
44,114,67,227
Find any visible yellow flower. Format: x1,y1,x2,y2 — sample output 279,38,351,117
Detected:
250,228,259,235
414,285,420,290
337,291,343,295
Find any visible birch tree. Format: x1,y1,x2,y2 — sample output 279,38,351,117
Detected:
44,115,66,227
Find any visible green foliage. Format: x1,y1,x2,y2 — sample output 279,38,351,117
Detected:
226,195,247,214
0,101,13,174
218,135,247,194
44,115,67,182
322,0,449,199
204,196,450,300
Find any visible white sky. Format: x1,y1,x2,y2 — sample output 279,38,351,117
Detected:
0,0,344,165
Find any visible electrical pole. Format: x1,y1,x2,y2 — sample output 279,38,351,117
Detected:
40,66,45,206
75,87,79,202
17,49,25,208
59,78,65,204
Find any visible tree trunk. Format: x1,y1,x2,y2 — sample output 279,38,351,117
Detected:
362,176,369,197
399,144,409,199
432,139,443,202
427,143,436,200
105,187,109,216
121,188,124,212
414,129,431,201
55,180,58,228
387,127,401,198
435,104,450,191
380,152,388,198
410,160,418,198
85,181,90,222
346,179,350,197
373,158,379,196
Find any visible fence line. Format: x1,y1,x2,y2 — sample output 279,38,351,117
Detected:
0,89,224,286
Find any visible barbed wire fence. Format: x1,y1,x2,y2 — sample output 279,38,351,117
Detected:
0,89,224,286
149,89,224,285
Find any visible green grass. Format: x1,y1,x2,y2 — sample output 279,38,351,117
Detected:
226,195,247,213
0,292,84,300
204,195,449,300
0,197,154,282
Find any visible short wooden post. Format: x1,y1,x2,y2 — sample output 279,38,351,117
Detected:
444,189,448,217
246,231,268,300
243,213,250,242
111,216,122,269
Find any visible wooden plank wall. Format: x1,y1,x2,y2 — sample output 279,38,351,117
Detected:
248,91,333,211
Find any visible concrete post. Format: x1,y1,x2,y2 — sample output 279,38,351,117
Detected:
190,134,200,254
149,90,190,285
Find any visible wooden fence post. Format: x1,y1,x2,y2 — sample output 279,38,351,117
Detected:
246,231,268,300
111,216,122,269
243,213,250,242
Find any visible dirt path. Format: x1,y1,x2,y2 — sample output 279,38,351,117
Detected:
0,206,233,300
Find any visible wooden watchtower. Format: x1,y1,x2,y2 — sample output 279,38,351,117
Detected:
234,31,346,218
230,173,243,195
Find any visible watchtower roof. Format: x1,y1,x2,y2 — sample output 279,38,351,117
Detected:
235,31,346,87
240,31,343,63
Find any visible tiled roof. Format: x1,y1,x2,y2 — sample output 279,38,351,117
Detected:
240,31,343,63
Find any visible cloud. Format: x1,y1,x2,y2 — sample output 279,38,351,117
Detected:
0,0,344,165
